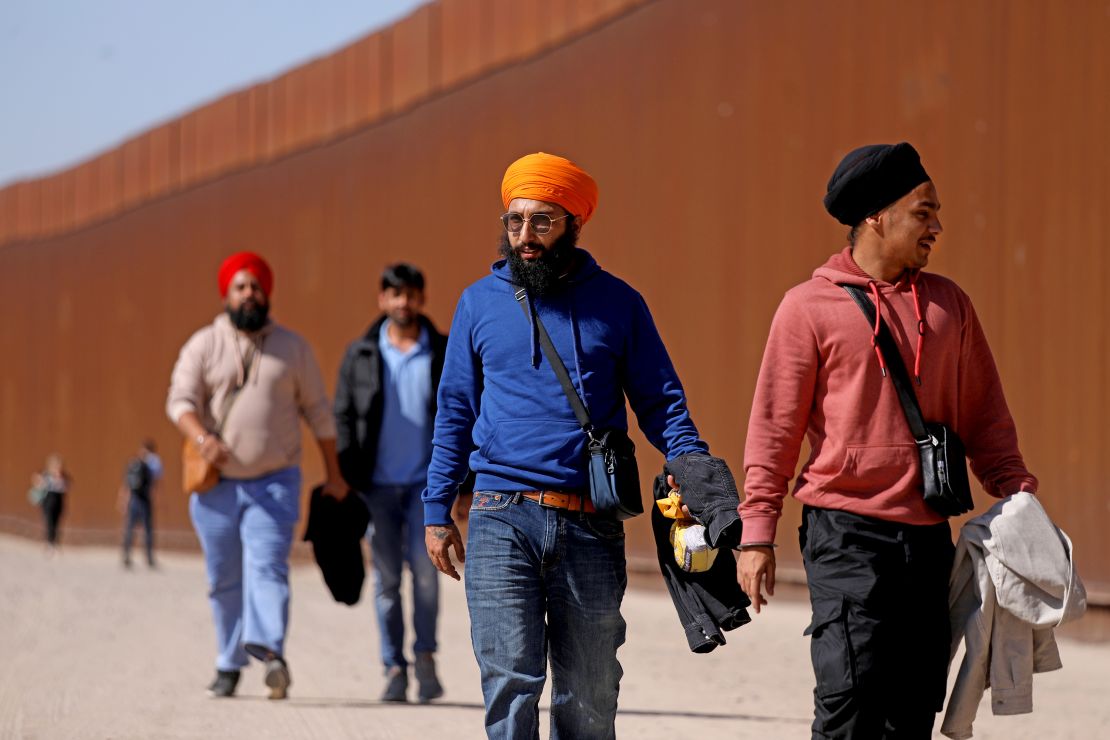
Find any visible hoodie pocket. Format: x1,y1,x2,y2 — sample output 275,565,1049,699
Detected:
835,444,919,494
478,419,584,477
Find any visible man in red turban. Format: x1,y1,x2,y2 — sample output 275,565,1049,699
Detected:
216,252,274,333
218,251,273,299
424,152,716,737
167,251,347,701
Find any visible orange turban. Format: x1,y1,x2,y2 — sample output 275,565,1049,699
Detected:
218,251,273,297
500,152,599,224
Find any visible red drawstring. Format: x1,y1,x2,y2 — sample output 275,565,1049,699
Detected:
909,273,925,384
866,277,927,383
867,281,887,377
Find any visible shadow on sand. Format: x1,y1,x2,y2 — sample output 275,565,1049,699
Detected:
282,697,809,724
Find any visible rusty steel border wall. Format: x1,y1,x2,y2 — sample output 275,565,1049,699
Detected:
2,0,1108,602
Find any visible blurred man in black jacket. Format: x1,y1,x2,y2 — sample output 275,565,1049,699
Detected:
334,263,448,703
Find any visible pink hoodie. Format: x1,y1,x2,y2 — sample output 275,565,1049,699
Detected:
740,248,1037,545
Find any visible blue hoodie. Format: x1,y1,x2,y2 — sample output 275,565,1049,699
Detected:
423,248,708,525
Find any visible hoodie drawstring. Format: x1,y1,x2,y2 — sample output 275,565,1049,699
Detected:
515,287,541,369
909,273,925,385
867,281,887,377
568,300,589,412
866,276,927,385
528,296,539,369
517,287,589,407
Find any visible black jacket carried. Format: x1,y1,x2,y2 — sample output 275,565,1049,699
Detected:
334,315,448,493
653,453,751,653
302,484,372,605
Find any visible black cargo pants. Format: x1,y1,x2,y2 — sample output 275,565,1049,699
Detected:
800,505,955,740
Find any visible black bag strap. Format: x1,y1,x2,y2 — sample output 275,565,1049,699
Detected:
514,287,594,434
839,284,930,442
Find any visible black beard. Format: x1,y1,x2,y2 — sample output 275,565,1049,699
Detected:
226,301,270,332
498,229,578,297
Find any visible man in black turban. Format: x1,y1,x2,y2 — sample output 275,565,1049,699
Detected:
738,142,1038,738
823,142,930,225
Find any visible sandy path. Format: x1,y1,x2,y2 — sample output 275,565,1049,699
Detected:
1,534,1106,739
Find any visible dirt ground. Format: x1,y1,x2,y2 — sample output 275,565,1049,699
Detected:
1,533,1107,739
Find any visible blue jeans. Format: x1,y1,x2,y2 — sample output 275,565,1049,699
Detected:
365,482,439,669
189,467,300,671
465,492,628,740
122,494,154,564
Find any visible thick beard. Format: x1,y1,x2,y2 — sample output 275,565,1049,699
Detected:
498,228,577,297
226,301,270,332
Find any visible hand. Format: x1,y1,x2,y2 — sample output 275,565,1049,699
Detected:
321,478,348,501
425,524,465,581
450,494,471,526
738,546,776,614
198,435,231,467
666,474,693,518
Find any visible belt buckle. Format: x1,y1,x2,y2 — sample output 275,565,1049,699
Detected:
537,490,561,509
537,490,572,510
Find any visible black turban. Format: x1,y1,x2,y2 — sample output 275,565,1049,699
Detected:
823,142,930,226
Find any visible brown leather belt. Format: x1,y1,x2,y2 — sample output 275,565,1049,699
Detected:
520,490,595,513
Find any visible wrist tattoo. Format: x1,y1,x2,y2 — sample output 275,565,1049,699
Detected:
432,528,449,541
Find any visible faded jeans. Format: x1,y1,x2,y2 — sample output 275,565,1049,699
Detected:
365,482,439,669
189,466,300,671
464,492,627,740
122,494,154,564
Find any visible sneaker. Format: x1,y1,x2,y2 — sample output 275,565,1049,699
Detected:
264,657,291,700
207,670,240,698
414,653,444,703
380,665,408,703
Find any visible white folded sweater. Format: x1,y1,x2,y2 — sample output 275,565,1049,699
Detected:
942,492,1086,739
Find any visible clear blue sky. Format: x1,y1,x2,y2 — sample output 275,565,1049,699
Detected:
0,0,429,187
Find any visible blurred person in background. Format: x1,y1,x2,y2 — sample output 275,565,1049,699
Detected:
423,152,709,738
119,438,162,568
738,142,1037,738
30,453,71,553
334,263,449,703
167,251,345,700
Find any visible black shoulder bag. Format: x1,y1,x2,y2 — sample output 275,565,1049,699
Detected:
840,284,974,517
514,288,643,519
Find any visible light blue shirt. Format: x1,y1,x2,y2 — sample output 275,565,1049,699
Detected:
372,320,434,486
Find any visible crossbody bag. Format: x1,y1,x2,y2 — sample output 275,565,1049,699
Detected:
514,288,643,519
840,284,974,517
181,344,254,493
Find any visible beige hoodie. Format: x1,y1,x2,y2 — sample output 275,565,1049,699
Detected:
166,314,336,480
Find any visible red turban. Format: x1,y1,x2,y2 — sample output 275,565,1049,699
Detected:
501,152,599,224
218,252,273,297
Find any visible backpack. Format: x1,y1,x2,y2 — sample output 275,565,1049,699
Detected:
125,458,152,498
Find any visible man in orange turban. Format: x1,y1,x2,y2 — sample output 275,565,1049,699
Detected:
424,152,715,737
500,151,599,224
493,152,599,297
